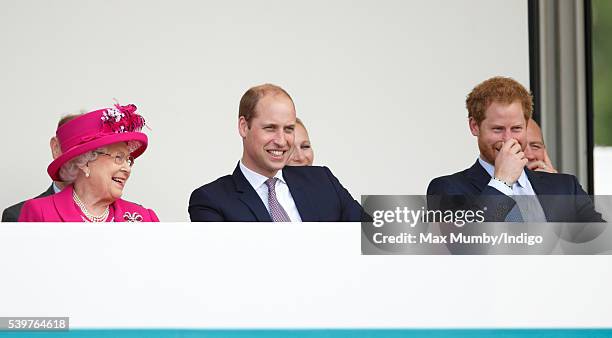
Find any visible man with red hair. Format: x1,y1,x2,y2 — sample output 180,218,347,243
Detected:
427,76,602,222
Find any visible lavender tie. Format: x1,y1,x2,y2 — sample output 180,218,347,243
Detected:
265,178,291,222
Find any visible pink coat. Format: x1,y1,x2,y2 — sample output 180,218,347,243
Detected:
18,185,159,222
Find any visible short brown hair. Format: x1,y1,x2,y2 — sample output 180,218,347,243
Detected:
239,84,294,127
466,76,533,125
57,112,83,129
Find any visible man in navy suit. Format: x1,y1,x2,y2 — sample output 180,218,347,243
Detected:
189,84,367,222
2,113,81,222
427,77,603,222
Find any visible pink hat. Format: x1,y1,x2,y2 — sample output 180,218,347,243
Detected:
47,103,149,181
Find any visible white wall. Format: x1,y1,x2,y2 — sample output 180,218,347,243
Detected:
2,223,612,327
0,0,530,221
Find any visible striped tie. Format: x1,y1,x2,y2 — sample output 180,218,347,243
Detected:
265,178,291,222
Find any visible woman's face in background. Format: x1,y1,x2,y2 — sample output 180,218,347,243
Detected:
288,123,314,166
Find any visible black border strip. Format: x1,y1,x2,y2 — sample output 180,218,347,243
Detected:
528,0,541,124
584,0,595,194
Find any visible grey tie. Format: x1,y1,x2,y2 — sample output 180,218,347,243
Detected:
505,183,524,222
265,178,291,222
504,202,524,222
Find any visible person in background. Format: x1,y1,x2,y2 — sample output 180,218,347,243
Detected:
2,113,81,222
525,118,557,173
19,103,159,222
287,118,314,166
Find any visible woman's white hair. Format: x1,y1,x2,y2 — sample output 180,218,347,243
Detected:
58,146,108,184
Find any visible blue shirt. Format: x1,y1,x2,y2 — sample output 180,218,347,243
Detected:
52,182,62,194
478,157,535,196
478,157,547,222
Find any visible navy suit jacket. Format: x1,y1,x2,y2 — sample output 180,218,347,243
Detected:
427,160,604,222
2,185,55,222
189,164,368,222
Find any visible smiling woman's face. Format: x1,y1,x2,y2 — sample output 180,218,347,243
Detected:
288,123,314,166
82,142,133,201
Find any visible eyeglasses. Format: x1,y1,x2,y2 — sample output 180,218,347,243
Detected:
94,151,135,167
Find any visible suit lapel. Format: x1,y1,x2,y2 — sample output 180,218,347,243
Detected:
283,168,318,222
113,199,125,222
464,160,491,193
52,185,84,222
525,169,553,195
232,164,272,222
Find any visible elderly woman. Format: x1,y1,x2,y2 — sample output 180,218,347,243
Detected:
19,103,159,222
287,118,314,166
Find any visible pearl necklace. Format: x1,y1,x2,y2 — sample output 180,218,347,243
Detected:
72,190,109,222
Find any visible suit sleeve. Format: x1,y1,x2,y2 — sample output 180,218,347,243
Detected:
189,188,225,222
2,206,19,222
571,176,605,222
17,200,43,222
322,167,372,222
427,177,516,222
3,188,54,222
2,201,27,222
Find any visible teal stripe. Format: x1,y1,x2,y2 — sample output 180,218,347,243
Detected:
1,329,612,338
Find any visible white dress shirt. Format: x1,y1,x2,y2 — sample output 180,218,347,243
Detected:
478,157,546,221
239,161,302,222
52,182,62,194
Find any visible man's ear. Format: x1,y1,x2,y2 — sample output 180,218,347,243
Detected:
469,117,480,136
50,137,61,160
238,116,249,138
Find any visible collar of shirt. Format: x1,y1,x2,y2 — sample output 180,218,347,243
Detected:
477,156,528,188
239,161,286,191
238,161,302,222
52,182,62,194
477,157,545,220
